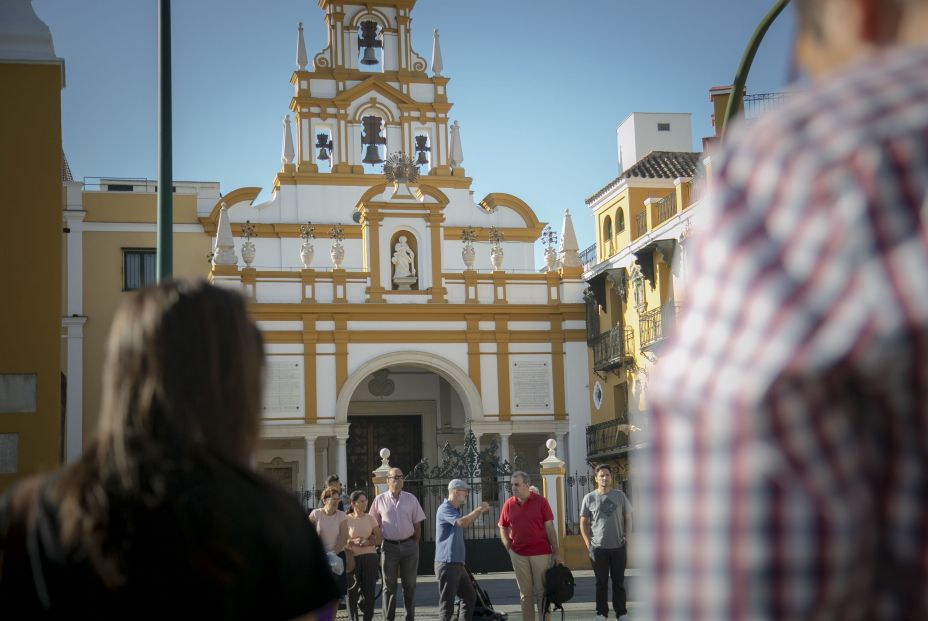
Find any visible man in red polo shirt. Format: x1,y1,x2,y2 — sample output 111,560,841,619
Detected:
498,471,559,621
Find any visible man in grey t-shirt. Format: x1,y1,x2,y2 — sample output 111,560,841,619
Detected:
581,464,633,621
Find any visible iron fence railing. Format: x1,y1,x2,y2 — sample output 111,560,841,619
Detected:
402,475,517,541
686,177,701,206
640,301,678,349
634,212,647,238
654,191,678,226
590,326,632,371
744,91,788,120
565,471,596,535
579,243,597,271
586,419,631,461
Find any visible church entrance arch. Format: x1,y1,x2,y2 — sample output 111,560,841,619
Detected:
336,352,483,489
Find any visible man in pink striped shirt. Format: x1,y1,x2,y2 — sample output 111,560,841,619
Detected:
369,468,426,621
643,0,928,619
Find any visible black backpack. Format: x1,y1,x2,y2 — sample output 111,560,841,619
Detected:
543,563,575,619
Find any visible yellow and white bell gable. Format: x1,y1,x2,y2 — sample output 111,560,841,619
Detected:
203,0,592,492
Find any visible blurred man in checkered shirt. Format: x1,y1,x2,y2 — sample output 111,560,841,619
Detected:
639,0,928,619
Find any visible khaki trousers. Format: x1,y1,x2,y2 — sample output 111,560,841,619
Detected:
508,550,552,621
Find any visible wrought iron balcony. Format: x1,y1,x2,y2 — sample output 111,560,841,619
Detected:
639,301,678,350
654,191,677,227
591,326,633,372
586,417,631,460
579,243,597,271
634,212,647,238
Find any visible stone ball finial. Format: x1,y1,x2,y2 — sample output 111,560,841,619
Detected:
380,448,391,460
546,438,556,451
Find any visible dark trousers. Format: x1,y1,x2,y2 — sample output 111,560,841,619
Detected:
349,552,379,621
382,539,419,621
435,562,475,621
591,545,627,617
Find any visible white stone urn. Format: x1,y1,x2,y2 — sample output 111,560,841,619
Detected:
490,245,504,271
300,242,314,268
462,243,476,270
330,241,345,269
241,240,256,267
544,246,557,272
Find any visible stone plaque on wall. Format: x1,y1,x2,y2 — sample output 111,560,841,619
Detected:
510,356,553,414
263,356,303,419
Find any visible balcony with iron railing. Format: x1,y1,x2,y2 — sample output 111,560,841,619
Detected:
744,91,788,121
590,326,634,372
639,301,679,350
579,243,597,271
653,191,678,227
586,417,631,460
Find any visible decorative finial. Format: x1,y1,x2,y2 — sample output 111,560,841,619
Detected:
212,201,238,266
431,28,444,76
383,152,420,185
281,115,295,166
558,208,582,268
546,438,557,457
449,120,464,169
296,22,308,70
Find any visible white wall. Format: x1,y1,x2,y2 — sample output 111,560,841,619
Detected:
617,112,693,173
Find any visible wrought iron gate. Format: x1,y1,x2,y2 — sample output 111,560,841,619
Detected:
405,428,526,574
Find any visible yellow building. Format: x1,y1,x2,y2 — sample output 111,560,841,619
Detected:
582,112,705,485
0,1,66,490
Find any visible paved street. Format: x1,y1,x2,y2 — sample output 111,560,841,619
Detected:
337,569,643,620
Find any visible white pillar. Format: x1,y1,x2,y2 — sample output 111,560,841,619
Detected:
63,200,86,463
336,434,348,486
304,436,316,492
499,433,511,464
62,317,86,462
555,433,566,460
540,438,567,541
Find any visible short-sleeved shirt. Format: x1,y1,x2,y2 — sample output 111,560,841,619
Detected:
580,489,632,549
498,492,554,556
345,512,378,556
369,490,426,541
309,508,347,553
434,500,465,563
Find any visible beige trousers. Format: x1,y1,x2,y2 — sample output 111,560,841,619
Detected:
508,550,552,621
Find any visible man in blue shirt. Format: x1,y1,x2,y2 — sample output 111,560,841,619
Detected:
434,479,490,621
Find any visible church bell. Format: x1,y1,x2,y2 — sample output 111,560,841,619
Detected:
362,145,384,165
360,47,379,65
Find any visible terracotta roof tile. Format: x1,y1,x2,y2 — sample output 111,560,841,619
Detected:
585,151,701,206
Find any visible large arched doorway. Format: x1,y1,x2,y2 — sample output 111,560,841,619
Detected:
338,351,481,489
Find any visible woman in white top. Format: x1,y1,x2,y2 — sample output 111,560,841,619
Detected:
345,490,383,621
309,487,349,597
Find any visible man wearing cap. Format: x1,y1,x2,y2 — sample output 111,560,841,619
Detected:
435,479,490,621
369,467,427,621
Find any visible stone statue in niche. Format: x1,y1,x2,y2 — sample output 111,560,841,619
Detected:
391,235,417,290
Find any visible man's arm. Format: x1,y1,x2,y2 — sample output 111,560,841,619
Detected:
625,512,633,537
498,524,512,550
413,520,422,544
544,519,560,563
580,515,593,550
456,502,490,528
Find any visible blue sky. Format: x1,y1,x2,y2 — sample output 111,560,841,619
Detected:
33,0,795,254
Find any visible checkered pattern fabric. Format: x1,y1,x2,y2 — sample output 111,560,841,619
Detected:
639,47,928,620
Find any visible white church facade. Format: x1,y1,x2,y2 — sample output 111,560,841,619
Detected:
59,0,592,493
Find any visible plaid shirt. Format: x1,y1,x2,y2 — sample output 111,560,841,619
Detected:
641,47,928,620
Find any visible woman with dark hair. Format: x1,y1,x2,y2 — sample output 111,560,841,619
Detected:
310,487,350,602
0,280,338,620
344,490,382,621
